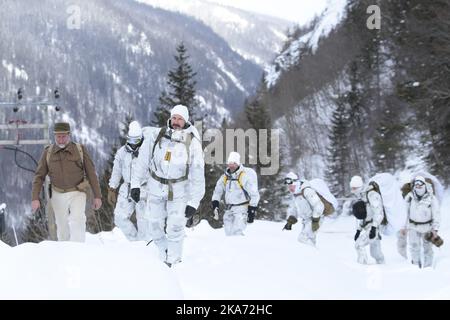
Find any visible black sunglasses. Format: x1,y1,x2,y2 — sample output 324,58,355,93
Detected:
284,178,298,185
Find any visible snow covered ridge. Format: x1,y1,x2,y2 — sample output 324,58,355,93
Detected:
2,207,450,299
135,0,289,67
265,0,348,88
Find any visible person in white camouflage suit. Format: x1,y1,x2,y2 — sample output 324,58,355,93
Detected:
108,121,150,241
130,105,205,267
404,176,440,268
282,172,324,246
211,152,260,236
349,175,385,265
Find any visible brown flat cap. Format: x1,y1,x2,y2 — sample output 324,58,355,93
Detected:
53,122,71,133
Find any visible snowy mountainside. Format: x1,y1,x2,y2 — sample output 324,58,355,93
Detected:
0,0,262,213
136,0,291,67
265,0,348,88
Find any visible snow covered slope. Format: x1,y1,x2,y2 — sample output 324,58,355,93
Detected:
265,0,348,88
1,191,449,299
136,0,291,67
0,229,182,299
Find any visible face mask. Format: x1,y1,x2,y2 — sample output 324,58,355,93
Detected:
170,129,186,142
414,186,426,197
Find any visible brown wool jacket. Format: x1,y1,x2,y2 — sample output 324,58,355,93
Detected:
32,142,101,200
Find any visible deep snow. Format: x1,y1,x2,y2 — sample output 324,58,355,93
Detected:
1,190,449,299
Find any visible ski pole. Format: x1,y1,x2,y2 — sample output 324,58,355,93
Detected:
11,223,19,246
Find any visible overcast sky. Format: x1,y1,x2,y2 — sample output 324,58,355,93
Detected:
207,0,329,23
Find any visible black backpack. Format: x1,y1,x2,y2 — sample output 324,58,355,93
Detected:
352,200,367,220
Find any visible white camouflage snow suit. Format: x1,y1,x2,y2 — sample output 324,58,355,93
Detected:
287,181,324,246
109,145,150,241
131,125,205,265
212,165,260,236
405,186,440,268
353,186,385,264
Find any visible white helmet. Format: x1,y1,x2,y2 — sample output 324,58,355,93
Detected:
126,121,143,151
350,176,363,189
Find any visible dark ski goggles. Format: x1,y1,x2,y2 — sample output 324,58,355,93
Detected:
127,136,142,145
284,178,298,185
414,180,425,187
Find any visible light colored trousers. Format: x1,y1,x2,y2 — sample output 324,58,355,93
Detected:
50,190,86,242
409,230,433,268
297,218,319,246
355,227,385,264
223,205,248,236
147,195,187,265
114,192,150,241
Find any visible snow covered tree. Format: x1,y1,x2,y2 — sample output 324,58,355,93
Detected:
152,42,199,126
327,98,352,196
196,118,229,228
372,100,406,173
391,0,450,183
245,97,288,221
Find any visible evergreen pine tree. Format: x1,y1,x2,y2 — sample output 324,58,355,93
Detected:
326,97,352,196
152,42,199,126
245,98,288,221
372,102,406,173
392,0,450,183
196,118,228,227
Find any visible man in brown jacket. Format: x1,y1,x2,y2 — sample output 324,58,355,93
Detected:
31,122,102,242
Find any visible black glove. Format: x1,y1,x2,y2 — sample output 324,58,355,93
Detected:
369,226,377,239
130,188,140,203
247,206,257,223
354,230,361,241
186,216,194,228
212,200,220,210
283,222,292,231
185,205,196,219
283,215,297,231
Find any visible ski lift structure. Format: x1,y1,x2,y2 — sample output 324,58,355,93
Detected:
0,88,62,241
0,88,61,145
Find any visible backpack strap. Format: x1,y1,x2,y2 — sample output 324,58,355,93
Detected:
237,171,249,200
300,186,313,206
75,143,84,168
223,170,250,200
46,144,54,167
237,171,245,189
149,127,194,201
152,127,167,156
